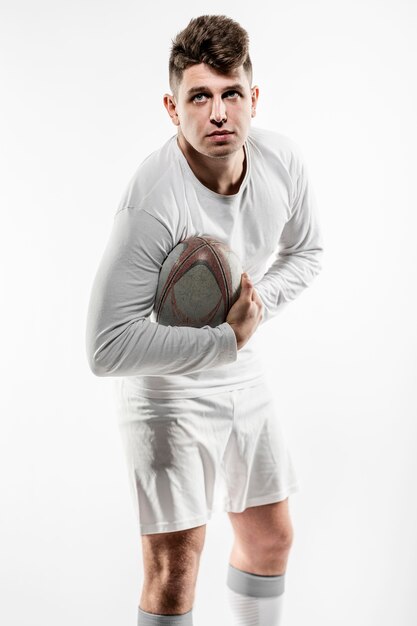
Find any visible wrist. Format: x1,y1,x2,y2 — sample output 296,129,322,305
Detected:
226,322,243,350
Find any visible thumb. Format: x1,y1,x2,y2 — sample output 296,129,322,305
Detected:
241,273,253,293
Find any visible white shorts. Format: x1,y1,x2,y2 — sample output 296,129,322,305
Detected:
115,378,299,535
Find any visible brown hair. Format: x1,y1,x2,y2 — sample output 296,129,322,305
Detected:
169,15,253,98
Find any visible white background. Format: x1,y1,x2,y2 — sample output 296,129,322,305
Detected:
1,1,416,625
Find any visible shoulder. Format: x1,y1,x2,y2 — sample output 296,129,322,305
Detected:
115,135,187,239
116,135,179,211
248,126,306,177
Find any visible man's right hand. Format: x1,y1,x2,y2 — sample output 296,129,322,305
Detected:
226,273,264,350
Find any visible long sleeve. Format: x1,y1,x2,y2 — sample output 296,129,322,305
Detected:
85,206,238,377
254,152,324,323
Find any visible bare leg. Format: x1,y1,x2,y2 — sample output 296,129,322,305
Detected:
228,498,293,575
226,499,294,625
139,524,206,616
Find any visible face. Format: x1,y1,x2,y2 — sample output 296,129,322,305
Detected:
164,63,259,159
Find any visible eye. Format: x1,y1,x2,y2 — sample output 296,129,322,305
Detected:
192,93,209,103
225,90,241,98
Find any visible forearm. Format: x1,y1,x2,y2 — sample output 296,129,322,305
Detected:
255,148,324,323
85,206,238,377
86,315,237,377
255,246,323,323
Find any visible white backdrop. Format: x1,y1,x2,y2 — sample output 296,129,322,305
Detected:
1,1,416,625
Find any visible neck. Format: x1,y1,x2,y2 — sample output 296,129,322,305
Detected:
177,133,246,196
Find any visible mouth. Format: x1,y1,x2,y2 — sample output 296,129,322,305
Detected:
207,131,234,142
207,130,233,136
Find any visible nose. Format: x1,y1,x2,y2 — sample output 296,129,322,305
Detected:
210,96,227,123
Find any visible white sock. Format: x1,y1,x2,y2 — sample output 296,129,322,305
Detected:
227,587,285,625
226,564,285,626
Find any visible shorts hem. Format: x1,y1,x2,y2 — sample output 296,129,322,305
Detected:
138,484,300,534
225,483,300,512
139,512,213,535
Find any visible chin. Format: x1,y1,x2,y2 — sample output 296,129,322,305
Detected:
214,143,243,156
208,149,237,159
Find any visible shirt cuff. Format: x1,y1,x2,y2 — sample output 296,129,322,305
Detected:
214,322,238,365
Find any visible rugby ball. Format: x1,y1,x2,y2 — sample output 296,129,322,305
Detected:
154,235,243,328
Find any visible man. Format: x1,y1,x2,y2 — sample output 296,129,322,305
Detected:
86,14,323,626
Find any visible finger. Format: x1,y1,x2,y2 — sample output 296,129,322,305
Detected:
242,273,253,286
252,289,262,304
252,290,264,311
241,274,254,298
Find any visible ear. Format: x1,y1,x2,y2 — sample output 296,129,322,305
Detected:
251,85,259,118
163,94,180,126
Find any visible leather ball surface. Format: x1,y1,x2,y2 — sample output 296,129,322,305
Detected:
154,235,243,328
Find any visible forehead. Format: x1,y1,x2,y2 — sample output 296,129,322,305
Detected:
179,63,250,94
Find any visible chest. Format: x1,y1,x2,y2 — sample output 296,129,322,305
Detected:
183,175,292,273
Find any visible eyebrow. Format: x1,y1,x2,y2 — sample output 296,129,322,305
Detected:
185,83,246,97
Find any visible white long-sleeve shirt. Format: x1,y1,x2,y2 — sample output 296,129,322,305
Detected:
85,126,324,399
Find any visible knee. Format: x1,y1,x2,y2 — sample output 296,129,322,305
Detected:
271,527,294,552
142,557,200,614
254,524,294,551
141,526,205,611
252,530,294,565
237,527,294,564
145,543,202,585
